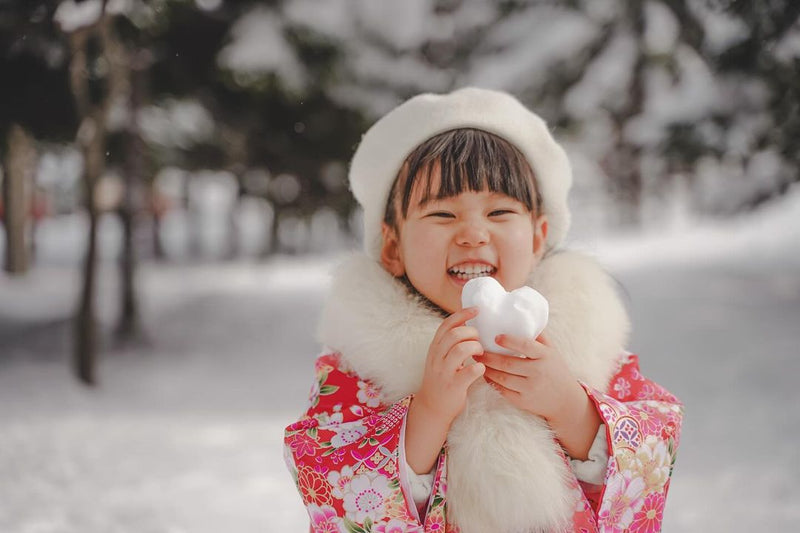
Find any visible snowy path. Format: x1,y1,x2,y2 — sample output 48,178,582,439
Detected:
1,249,798,532
618,263,800,531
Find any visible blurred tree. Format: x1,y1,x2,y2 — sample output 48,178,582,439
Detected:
708,0,800,211
2,124,36,274
3,0,798,384
108,12,149,343
186,0,367,254
1,0,75,272
59,0,119,385
293,0,797,226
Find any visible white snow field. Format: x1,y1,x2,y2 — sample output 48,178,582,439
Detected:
1,186,799,532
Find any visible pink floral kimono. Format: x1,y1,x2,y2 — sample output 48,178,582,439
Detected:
284,252,683,532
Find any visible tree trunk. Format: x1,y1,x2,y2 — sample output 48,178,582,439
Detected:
3,124,35,275
152,200,166,260
187,177,202,259
262,205,281,257
117,143,141,342
73,112,104,385
75,164,99,385
116,49,147,343
224,179,244,261
67,9,111,385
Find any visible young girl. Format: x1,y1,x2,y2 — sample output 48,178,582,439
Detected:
284,88,682,532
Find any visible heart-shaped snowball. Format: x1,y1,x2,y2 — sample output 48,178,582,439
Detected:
461,276,549,356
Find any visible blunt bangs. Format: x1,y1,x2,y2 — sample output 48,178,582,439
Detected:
384,128,541,227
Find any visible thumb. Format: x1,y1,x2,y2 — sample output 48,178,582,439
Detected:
535,331,550,345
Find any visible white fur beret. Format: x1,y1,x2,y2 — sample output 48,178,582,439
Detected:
348,87,573,260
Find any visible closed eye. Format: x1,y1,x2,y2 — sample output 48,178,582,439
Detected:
426,211,455,218
489,209,516,216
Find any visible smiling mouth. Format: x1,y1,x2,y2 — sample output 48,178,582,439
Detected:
447,263,496,281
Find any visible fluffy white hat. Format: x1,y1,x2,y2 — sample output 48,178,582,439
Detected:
348,87,573,260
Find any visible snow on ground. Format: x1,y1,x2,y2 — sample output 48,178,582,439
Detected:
1,186,799,532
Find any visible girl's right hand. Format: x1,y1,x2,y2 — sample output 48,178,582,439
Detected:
413,307,486,426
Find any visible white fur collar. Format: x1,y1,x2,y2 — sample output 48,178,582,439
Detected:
318,251,630,532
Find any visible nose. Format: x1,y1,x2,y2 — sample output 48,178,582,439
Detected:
455,220,489,247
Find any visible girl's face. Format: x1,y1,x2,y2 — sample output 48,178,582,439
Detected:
381,170,548,314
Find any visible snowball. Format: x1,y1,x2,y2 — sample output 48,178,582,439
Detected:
461,277,549,356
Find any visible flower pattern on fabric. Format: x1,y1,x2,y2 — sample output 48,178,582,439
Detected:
620,436,671,492
635,404,665,436
357,380,383,408
587,354,683,532
630,492,665,533
299,465,334,506
598,470,646,531
309,503,347,533
330,422,369,449
612,377,631,399
342,473,393,523
373,518,424,533
328,465,356,499
286,352,682,532
288,431,319,460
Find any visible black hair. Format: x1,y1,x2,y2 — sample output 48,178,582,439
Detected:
383,128,542,228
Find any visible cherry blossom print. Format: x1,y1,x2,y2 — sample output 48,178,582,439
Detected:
629,365,644,382
342,472,393,523
286,351,682,531
328,465,356,499
314,409,345,426
330,422,368,448
308,503,346,533
324,447,347,466
613,377,632,399
598,470,645,531
636,382,657,400
633,435,672,491
357,380,382,408
630,492,665,532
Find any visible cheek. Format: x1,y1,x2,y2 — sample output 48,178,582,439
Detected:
400,225,442,265
505,223,536,251
502,224,537,273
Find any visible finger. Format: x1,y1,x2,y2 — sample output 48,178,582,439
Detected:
444,340,484,372
483,367,526,393
475,351,528,377
437,325,481,358
495,334,543,359
433,307,479,344
456,360,485,388
484,374,522,399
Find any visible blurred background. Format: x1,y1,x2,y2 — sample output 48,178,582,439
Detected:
1,0,799,531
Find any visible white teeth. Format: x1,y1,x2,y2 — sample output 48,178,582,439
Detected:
453,271,491,280
448,263,495,280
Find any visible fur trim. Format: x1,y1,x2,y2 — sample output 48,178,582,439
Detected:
317,251,630,532
529,251,630,390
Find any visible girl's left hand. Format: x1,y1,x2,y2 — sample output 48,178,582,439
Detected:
475,333,587,425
